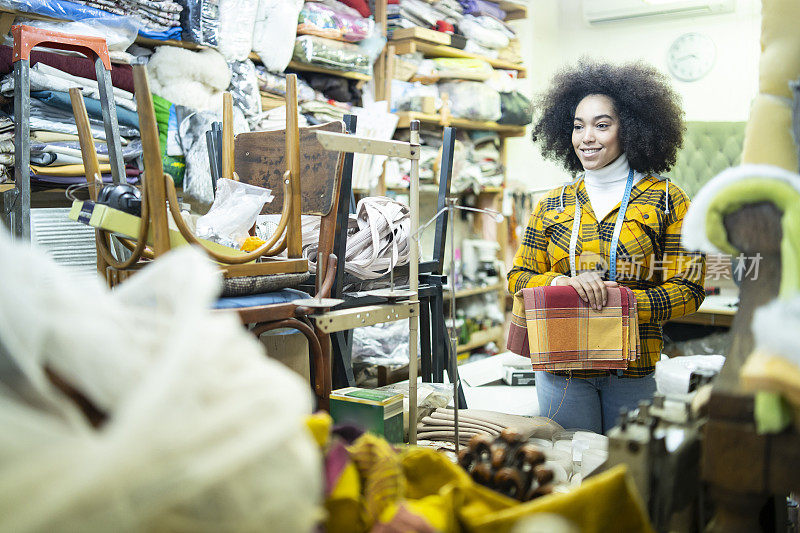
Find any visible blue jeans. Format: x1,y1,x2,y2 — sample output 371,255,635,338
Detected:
535,371,656,434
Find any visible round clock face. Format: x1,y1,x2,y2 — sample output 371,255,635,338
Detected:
667,32,716,82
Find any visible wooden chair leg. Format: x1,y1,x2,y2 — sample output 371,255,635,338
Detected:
252,319,327,408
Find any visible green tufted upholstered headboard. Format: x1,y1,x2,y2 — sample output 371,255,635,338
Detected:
669,121,747,198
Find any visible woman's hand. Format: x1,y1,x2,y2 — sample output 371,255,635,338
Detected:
553,272,618,310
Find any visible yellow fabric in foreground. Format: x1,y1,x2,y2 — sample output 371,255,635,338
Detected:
328,436,654,533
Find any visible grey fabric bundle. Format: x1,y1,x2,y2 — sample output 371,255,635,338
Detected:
416,408,564,445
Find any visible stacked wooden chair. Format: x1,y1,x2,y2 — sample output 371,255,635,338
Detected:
70,64,346,407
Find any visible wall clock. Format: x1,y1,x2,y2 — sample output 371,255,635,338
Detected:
667,32,716,82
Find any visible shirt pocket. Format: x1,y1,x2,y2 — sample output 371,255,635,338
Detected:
620,204,664,263
541,209,574,270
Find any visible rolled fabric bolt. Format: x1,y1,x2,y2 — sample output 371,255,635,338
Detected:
428,411,506,434
419,417,501,435
416,430,482,443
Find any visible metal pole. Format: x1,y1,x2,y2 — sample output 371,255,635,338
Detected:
95,57,126,185
448,197,459,453
12,59,30,240
408,120,420,444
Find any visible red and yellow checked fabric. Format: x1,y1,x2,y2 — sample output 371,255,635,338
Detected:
507,176,706,378
507,285,640,371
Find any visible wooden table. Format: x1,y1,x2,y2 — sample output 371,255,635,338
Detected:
668,294,738,327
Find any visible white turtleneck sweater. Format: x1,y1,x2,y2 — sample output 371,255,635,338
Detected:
583,153,643,222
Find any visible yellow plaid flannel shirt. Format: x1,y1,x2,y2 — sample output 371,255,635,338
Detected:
507,175,706,378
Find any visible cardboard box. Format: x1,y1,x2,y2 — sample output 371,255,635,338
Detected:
502,366,535,386
329,387,404,443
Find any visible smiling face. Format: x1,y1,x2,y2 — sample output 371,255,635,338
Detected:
572,94,623,171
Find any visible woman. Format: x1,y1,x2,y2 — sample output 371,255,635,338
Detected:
507,60,706,434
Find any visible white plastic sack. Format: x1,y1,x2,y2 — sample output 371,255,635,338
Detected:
655,354,726,399
196,178,274,247
0,231,321,532
252,0,304,72
217,0,258,60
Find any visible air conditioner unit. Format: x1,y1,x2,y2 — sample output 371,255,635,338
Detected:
583,0,735,24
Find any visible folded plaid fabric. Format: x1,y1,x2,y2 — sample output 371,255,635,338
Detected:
507,286,639,371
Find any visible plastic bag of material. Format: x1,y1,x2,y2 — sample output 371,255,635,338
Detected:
439,81,501,122
498,91,532,125
655,354,726,399
179,106,248,212
228,59,263,122
293,35,371,75
252,0,304,73
297,2,374,42
0,232,321,533
0,0,139,50
5,16,139,51
176,0,220,46
353,320,413,367
217,0,257,60
196,178,274,248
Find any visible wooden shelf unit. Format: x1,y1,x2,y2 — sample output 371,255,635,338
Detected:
390,38,526,78
442,282,505,300
498,1,528,21
395,112,526,136
135,37,372,81
457,325,505,354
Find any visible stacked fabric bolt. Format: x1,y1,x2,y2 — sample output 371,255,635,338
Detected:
416,408,564,445
70,0,183,39
0,46,142,188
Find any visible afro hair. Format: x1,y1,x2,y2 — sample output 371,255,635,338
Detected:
531,59,685,175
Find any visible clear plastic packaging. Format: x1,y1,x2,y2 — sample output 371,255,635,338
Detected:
352,320,412,366
180,107,248,212
432,58,494,81
297,2,374,42
458,14,510,50
390,80,439,113
255,67,317,102
252,0,303,73
217,0,257,60
439,81,501,122
228,59,262,122
292,35,371,75
195,178,274,248
4,15,140,51
177,0,221,46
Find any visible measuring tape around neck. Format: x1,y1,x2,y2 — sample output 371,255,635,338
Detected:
569,168,636,281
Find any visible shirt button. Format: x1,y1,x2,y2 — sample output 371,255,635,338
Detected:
554,215,559,220
642,214,649,219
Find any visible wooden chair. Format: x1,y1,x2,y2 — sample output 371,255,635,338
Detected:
69,64,345,407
